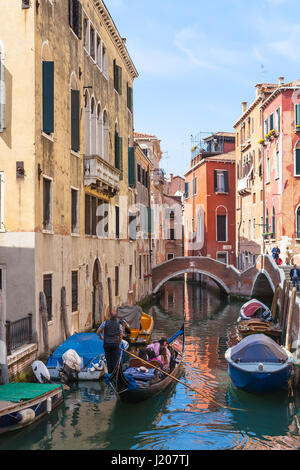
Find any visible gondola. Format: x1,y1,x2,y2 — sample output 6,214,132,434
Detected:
108,325,184,403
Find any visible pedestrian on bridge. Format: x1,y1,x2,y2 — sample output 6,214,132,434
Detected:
290,264,300,293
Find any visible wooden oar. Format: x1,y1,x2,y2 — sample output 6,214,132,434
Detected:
119,347,246,412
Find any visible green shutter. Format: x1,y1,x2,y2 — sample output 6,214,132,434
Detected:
42,61,54,135
118,65,122,95
270,113,274,131
296,104,300,126
71,90,80,152
119,136,123,180
128,147,135,187
113,60,117,91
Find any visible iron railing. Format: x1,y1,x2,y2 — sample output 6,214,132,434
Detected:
6,314,33,356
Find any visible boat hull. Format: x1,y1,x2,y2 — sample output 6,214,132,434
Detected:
227,361,293,394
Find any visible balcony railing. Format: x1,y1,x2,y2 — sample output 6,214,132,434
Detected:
84,155,120,196
6,314,33,356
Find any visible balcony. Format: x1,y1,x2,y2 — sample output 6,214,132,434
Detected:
84,155,120,196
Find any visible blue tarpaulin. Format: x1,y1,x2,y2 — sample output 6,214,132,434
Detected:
47,333,105,369
231,334,288,364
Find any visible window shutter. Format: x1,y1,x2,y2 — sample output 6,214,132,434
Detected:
71,90,80,152
128,147,135,187
119,136,123,179
296,104,300,126
116,206,120,239
217,215,226,242
118,65,122,95
270,114,274,131
76,1,82,39
296,149,300,176
42,61,54,135
115,131,119,169
214,170,217,192
113,60,117,91
224,171,229,192
68,0,74,29
185,182,189,199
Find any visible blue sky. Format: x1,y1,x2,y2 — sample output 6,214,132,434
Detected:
105,0,300,178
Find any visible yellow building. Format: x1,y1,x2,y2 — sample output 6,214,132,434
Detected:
0,0,139,356
234,83,278,270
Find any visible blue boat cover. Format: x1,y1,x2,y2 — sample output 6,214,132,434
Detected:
124,368,163,381
231,334,288,364
46,333,105,369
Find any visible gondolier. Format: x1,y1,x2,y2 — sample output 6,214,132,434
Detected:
97,312,123,374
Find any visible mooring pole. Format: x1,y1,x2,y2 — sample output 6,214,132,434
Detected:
0,289,9,384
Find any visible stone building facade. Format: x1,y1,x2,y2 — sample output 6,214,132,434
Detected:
0,0,139,354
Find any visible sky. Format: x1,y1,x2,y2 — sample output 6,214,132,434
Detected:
104,0,300,178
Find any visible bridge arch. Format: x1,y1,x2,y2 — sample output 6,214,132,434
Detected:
251,270,275,300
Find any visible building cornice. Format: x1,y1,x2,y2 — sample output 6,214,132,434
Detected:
233,95,263,128
185,157,235,177
93,0,139,80
260,86,300,110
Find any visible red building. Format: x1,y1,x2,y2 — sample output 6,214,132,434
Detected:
184,132,236,265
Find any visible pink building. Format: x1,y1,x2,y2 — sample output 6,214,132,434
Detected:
261,78,300,264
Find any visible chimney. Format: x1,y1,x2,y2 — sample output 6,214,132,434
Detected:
278,76,285,86
242,102,247,113
170,173,173,182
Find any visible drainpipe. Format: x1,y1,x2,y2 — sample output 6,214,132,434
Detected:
0,289,8,385
261,106,266,256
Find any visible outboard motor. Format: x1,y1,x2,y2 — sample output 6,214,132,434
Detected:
59,349,82,385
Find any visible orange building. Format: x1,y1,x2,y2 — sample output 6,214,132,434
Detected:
184,133,236,265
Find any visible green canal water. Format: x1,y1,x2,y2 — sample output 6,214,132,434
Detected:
1,280,300,450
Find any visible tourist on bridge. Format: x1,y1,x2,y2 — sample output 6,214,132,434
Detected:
290,264,300,293
97,311,123,374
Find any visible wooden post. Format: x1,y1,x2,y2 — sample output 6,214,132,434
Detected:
0,290,9,384
61,287,70,339
282,281,291,331
285,287,297,352
40,291,50,356
271,285,280,322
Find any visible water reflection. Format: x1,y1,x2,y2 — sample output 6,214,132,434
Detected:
1,279,300,450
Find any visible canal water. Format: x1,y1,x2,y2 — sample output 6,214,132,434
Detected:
1,280,300,450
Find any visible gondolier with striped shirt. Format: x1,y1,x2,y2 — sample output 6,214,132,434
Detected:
97,311,123,374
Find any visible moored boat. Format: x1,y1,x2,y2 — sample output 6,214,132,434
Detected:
237,319,282,341
108,325,184,403
225,334,293,394
117,305,154,345
46,332,129,381
238,299,273,323
0,382,67,435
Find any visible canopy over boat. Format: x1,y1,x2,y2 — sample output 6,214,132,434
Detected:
241,299,270,319
47,333,105,369
230,334,289,364
117,305,143,329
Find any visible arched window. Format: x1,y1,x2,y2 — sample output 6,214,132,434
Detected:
90,97,96,155
272,207,276,239
0,40,5,132
216,206,228,242
96,103,103,157
84,91,91,156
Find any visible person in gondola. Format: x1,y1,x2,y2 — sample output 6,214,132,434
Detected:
97,311,123,374
156,346,170,371
146,337,168,358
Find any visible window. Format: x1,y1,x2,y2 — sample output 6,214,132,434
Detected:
253,193,256,204
115,206,119,239
113,59,122,94
269,113,274,131
42,61,54,135
85,194,91,235
129,265,133,291
137,164,141,182
193,177,197,195
115,266,119,297
103,110,109,161
185,182,190,199
168,254,174,261
72,271,78,312
96,104,102,157
266,208,269,234
264,118,268,136
43,177,52,232
168,228,175,240
296,104,300,128
90,24,95,60
217,214,227,242
114,129,123,177
127,83,133,112
253,218,256,239
296,206,300,238
71,188,79,234
0,41,4,132
128,147,135,188
97,200,109,238
83,17,89,52
102,43,108,78
295,142,300,176
248,219,251,241
43,274,53,322
68,0,82,39
214,170,229,193
139,255,142,279
96,35,101,69
276,108,281,132
217,252,228,264
85,195,108,237
129,212,137,241
260,216,264,236
71,89,80,152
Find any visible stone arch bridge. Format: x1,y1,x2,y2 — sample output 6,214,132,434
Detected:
152,255,284,299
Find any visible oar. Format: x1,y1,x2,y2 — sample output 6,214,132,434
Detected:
119,347,246,412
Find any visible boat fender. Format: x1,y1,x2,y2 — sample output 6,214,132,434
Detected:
16,409,35,424
47,397,52,414
258,363,264,372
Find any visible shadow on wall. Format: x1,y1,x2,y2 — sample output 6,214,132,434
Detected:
0,64,12,149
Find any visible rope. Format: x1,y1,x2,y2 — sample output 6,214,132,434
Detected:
119,347,246,412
